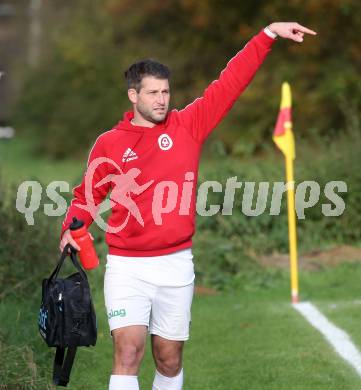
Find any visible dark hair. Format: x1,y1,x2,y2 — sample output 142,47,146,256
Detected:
124,59,170,92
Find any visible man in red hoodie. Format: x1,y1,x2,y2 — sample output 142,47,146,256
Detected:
60,22,316,390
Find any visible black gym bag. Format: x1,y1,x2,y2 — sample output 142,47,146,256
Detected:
38,244,97,387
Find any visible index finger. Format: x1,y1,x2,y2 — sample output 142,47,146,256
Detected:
295,23,317,35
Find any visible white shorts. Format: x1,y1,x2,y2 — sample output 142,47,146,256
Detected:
103,249,195,341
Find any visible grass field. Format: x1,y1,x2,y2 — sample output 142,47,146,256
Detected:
1,136,361,389
2,265,361,389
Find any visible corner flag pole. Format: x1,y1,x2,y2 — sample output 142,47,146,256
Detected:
273,82,299,304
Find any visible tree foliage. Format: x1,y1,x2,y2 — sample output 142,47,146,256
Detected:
13,0,361,158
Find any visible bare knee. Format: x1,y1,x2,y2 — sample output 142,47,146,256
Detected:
114,343,144,372
152,337,183,377
156,354,182,377
112,326,147,375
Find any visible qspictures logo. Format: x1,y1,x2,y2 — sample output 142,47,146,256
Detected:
15,157,347,230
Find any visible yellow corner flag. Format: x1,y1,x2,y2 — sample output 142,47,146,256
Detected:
273,82,295,159
273,82,299,304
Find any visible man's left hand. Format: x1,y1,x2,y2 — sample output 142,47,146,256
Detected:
268,22,317,42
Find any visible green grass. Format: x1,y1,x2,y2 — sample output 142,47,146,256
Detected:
0,137,83,186
2,267,361,389
304,262,361,352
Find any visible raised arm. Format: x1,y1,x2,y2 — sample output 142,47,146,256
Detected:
177,22,316,144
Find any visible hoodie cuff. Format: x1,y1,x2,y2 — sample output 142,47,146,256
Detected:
253,28,278,49
264,26,278,39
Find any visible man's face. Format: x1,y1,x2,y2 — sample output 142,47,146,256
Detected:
129,76,170,124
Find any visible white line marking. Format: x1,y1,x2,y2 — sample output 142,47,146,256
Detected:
294,302,361,376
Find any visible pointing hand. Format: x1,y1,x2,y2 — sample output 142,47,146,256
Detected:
267,22,317,42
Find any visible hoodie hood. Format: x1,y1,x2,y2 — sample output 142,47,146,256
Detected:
114,111,172,135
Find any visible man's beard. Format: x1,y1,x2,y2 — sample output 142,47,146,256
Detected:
136,103,168,124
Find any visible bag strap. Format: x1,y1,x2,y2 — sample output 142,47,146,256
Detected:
53,345,78,387
53,331,82,386
68,250,92,309
69,249,89,283
47,245,72,285
53,329,82,387
47,245,89,286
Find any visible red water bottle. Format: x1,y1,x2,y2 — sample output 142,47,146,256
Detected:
69,217,99,270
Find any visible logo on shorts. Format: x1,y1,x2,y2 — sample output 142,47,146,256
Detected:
108,308,126,319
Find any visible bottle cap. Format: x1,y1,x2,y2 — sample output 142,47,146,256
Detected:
69,217,84,230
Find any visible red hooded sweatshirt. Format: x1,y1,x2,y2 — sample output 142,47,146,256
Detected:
61,28,276,256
